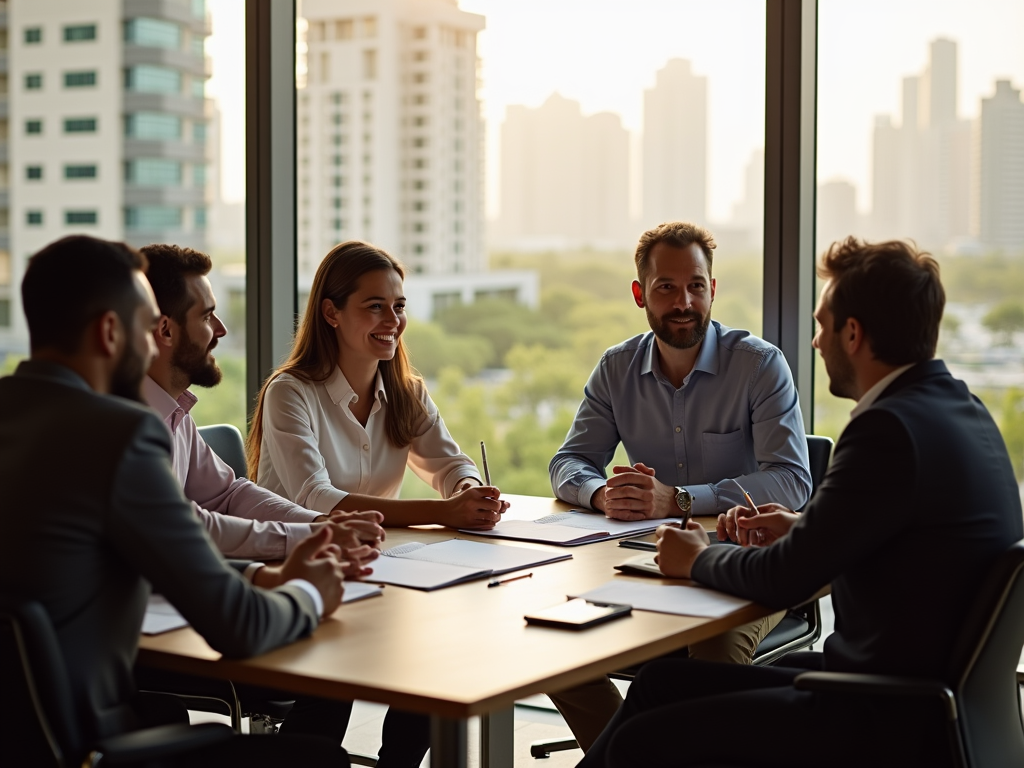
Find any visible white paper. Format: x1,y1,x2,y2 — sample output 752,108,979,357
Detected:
363,555,489,590
465,511,681,546
389,538,571,575
142,595,188,635
572,581,752,618
341,581,384,603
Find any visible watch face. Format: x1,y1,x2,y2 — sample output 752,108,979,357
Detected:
675,488,691,512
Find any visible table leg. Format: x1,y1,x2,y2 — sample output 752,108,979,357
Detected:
431,715,468,768
481,706,514,768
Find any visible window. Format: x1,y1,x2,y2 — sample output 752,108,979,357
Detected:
125,18,181,49
192,78,205,98
412,26,427,40
126,159,182,185
125,206,183,229
191,0,206,19
413,51,429,62
65,165,98,179
24,27,42,44
26,166,43,180
65,210,98,224
335,20,354,39
25,74,42,90
64,24,97,42
25,120,43,135
193,122,207,143
362,17,377,38
64,71,97,87
193,163,207,187
125,113,180,139
413,72,428,84
26,211,43,225
64,118,97,133
125,65,181,94
364,49,377,80
194,206,207,229
192,37,204,57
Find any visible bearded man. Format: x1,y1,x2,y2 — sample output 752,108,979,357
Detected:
544,221,812,751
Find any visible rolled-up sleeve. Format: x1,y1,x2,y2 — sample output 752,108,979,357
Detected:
548,357,620,509
407,394,481,498
261,377,347,514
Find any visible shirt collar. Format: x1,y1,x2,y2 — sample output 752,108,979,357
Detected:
142,375,198,432
324,366,387,406
640,321,721,385
849,363,916,420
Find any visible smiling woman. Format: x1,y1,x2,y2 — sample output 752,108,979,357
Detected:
245,240,511,532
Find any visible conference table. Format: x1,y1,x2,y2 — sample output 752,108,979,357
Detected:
137,495,779,768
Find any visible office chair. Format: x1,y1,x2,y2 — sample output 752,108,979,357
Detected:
198,423,249,479
795,539,1024,768
531,435,834,759
0,597,230,767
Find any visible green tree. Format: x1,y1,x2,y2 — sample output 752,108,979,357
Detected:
982,300,1024,345
403,319,494,377
435,298,568,362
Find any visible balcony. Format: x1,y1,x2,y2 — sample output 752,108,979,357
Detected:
124,228,206,251
124,138,207,163
123,0,211,36
124,44,207,78
123,92,206,120
123,184,206,207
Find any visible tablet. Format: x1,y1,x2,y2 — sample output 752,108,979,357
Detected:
524,598,632,630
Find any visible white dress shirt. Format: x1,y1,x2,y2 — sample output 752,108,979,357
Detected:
256,366,480,514
143,376,321,559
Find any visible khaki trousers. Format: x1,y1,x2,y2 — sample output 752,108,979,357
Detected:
546,610,786,752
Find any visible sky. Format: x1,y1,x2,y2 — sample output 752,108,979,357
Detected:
206,0,1024,220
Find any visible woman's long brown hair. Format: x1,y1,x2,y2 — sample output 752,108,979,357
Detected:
246,241,427,479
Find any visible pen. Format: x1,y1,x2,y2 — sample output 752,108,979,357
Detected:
736,483,758,513
488,572,532,588
480,440,492,486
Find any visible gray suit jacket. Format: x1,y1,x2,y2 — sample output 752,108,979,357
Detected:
0,361,320,742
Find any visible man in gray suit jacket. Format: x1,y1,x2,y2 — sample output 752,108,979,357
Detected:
0,235,350,766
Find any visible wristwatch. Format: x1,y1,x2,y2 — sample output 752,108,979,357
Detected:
674,486,692,515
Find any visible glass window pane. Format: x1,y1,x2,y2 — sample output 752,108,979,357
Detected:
125,205,182,228
297,1,766,497
127,159,183,185
64,71,97,88
126,112,182,139
24,27,42,44
64,117,97,133
65,210,98,224
125,65,182,94
125,18,182,50
64,165,98,179
64,24,97,42
816,1,1024,481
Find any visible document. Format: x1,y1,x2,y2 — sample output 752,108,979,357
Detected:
364,538,571,591
464,510,682,546
572,581,752,618
142,582,385,634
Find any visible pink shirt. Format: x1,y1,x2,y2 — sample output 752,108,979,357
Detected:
143,376,320,559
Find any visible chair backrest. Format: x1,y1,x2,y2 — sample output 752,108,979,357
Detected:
198,423,248,479
805,435,833,494
0,598,84,768
949,540,1024,768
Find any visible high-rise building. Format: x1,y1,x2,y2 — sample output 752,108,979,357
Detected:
817,179,857,253
2,0,213,354
496,93,630,249
730,148,764,249
297,0,485,279
642,58,707,226
869,39,971,249
978,80,1024,252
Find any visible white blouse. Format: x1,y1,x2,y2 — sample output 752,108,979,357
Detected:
256,366,481,514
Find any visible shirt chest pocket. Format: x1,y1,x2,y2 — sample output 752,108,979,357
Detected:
701,429,750,482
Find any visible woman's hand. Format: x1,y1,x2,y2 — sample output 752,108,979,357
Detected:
439,485,508,530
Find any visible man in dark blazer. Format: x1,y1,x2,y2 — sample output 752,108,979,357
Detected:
579,238,1024,768
0,236,350,766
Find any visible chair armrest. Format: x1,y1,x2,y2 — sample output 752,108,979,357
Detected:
92,723,233,765
793,671,958,721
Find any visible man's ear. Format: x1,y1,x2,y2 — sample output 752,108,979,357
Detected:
710,277,717,303
631,280,645,308
844,316,866,356
154,315,175,348
95,310,122,359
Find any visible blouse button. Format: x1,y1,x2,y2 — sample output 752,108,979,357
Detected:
362,444,369,451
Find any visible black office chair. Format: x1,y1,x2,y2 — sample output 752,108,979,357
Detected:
531,435,835,759
795,540,1024,768
198,423,249,479
0,597,230,767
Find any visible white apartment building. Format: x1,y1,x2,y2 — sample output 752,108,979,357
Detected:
298,0,485,280
978,80,1024,253
1,0,212,354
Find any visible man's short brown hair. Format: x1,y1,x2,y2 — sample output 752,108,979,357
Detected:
818,237,944,366
140,243,213,324
634,222,716,287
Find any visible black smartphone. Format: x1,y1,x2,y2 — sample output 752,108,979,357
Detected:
524,599,632,630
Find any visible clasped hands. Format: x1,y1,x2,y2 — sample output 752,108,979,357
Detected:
654,502,800,579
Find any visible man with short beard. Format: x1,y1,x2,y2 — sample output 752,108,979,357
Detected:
544,221,812,751
140,243,384,561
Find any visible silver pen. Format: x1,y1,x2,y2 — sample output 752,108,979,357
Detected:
480,440,492,486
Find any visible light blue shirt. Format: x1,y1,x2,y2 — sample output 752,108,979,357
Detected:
549,322,812,516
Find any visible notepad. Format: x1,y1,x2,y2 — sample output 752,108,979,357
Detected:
141,581,385,634
613,553,665,577
571,581,752,618
464,511,682,546
363,538,572,591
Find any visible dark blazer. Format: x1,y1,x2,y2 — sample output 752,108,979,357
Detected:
693,359,1023,678
0,361,320,742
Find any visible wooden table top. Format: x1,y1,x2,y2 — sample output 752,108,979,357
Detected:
137,496,766,719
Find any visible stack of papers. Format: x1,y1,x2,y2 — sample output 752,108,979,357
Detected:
141,581,385,635
464,510,681,546
571,581,752,618
364,538,571,591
